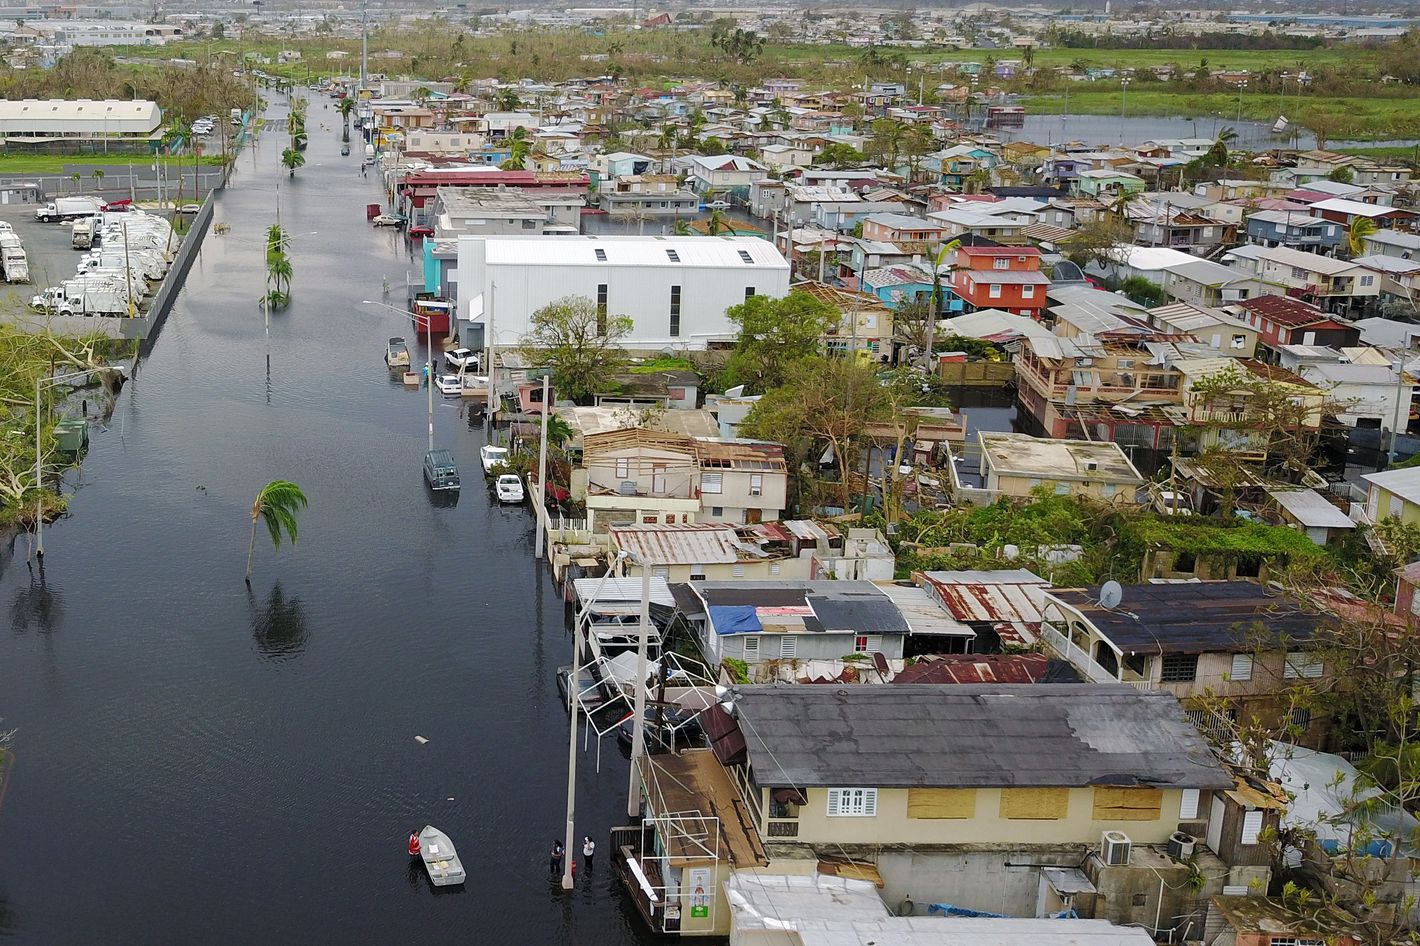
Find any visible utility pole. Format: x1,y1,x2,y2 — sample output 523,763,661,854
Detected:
535,373,549,558
486,282,497,421
627,560,652,818
360,0,368,93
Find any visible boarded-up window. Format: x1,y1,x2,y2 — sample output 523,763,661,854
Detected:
907,788,976,820
1000,788,1068,820
1092,787,1163,821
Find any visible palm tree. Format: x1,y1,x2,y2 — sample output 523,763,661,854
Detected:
69,172,81,194
545,414,574,448
90,168,105,193
1347,216,1377,258
281,147,305,177
245,479,308,582
706,209,728,235
927,238,963,358
673,219,693,236
1207,126,1239,167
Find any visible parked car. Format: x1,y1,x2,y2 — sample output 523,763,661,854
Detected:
435,374,464,396
177,203,203,215
422,448,460,491
444,348,479,371
495,473,525,504
703,200,730,210
372,213,407,228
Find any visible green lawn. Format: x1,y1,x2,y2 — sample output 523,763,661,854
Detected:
774,43,1360,72
1021,89,1420,141
0,154,226,174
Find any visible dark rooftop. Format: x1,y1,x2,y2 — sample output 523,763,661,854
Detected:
731,683,1233,790
1050,581,1328,655
691,580,910,636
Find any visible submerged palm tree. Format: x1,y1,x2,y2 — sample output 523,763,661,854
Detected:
281,147,305,177
245,480,308,583
706,209,728,235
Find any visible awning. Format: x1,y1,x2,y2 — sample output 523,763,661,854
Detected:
772,788,807,805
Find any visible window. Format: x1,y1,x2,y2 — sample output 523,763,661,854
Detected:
1092,787,1163,821
702,473,723,494
827,788,877,817
1361,275,1374,287
521,219,537,229
742,636,760,659
1100,483,1117,498
665,249,680,262
1240,809,1264,845
750,474,763,496
779,635,797,659
731,564,746,578
1072,370,1094,387
988,283,1003,299
596,284,608,334
652,565,670,579
1179,788,1200,821
616,458,630,479
1054,482,1071,495
1131,893,1148,907
993,257,1009,270
669,285,681,337
1230,654,1254,681
1231,334,1246,350
1291,708,1312,729
1159,654,1199,683
710,506,723,517
908,788,976,819
1021,284,1035,298
853,634,882,653
1000,787,1069,820
737,250,754,264
594,248,607,262
1291,266,1309,279
745,287,756,300
1284,652,1324,679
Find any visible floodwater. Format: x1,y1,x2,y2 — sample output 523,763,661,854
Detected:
1017,112,1419,151
0,101,649,944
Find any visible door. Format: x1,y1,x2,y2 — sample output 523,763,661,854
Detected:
1206,794,1224,854
652,464,666,495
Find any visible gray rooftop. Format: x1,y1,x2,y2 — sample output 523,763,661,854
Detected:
732,683,1233,790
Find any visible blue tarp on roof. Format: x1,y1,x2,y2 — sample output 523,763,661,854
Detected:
709,605,761,635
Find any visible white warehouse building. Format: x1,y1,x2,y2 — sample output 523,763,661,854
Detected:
455,234,790,352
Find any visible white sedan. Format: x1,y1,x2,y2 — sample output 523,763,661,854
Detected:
444,348,479,371
703,200,730,210
434,374,464,396
495,473,525,504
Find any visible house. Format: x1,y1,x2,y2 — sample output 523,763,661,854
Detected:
433,186,561,238
574,429,789,530
0,98,162,152
1251,246,1381,314
860,264,933,310
1074,168,1146,200
1041,581,1333,745
1309,196,1419,232
589,151,654,181
976,432,1144,503
710,684,1237,926
859,213,948,244
790,281,893,359
455,235,790,352
1203,896,1363,946
1174,357,1326,461
600,174,699,220
1362,229,1420,261
688,154,770,196
725,873,1158,946
913,568,1053,651
1148,302,1259,358
1361,465,1420,526
1163,259,1262,309
929,205,1036,245
1294,360,1413,431
1244,210,1343,252
949,245,1049,319
1266,489,1356,546
676,579,910,669
610,523,809,582
1233,295,1361,358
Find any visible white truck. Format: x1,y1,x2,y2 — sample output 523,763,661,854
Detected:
230,107,243,126
71,218,95,249
32,278,133,317
0,233,28,283
35,196,107,223
78,251,164,284
71,265,146,299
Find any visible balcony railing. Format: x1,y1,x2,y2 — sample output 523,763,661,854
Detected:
1041,623,1119,685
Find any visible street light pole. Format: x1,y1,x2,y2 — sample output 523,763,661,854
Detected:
1119,77,1131,143
535,373,549,558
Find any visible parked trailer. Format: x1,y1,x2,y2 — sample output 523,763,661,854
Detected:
3,250,29,283
71,218,95,249
35,196,107,223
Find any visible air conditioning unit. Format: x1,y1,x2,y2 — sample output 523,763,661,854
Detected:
1101,830,1132,867
1166,831,1197,861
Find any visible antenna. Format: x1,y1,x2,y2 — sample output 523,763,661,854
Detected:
1098,580,1123,610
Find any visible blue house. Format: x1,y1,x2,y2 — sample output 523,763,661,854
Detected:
1246,210,1343,253
860,263,962,313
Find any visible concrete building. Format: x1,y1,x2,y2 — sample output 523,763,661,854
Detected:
433,186,572,239
455,235,790,352
600,175,698,220
976,432,1144,503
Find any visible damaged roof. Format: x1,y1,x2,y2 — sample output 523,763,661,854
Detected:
731,684,1233,790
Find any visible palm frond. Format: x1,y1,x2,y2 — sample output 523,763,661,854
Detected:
252,479,308,549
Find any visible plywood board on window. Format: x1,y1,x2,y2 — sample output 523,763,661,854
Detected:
1000,787,1068,819
1092,787,1163,821
907,788,976,819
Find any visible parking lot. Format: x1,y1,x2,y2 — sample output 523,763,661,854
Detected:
0,203,89,328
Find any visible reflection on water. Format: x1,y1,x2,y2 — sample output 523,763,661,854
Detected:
247,582,310,662
9,568,61,636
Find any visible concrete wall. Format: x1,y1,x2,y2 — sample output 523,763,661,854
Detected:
139,192,215,345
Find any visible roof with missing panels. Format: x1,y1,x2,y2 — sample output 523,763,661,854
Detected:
730,684,1232,790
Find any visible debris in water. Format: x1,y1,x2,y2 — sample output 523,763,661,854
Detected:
414,736,429,745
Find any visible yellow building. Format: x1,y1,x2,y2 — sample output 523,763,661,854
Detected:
1362,466,1420,526
977,431,1145,502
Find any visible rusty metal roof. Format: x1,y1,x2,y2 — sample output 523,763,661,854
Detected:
892,653,1051,685
610,523,761,566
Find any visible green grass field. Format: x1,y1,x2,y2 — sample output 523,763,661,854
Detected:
0,154,226,174
774,44,1359,72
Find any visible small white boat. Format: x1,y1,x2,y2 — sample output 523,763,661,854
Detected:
480,444,508,475
418,825,466,887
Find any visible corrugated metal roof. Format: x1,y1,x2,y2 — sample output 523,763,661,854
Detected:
609,523,743,565
571,576,676,610
892,653,1049,684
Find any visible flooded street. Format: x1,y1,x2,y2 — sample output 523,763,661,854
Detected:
0,102,647,944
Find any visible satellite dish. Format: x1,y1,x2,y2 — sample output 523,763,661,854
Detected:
1098,580,1124,610
1002,544,1020,560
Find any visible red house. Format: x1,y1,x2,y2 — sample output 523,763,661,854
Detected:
1234,295,1360,357
950,245,1049,319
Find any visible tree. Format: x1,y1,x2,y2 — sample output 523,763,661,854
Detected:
69,172,81,194
818,141,865,169
706,209,728,235
1062,216,1133,269
1346,215,1377,257
1120,275,1165,307
739,356,890,511
864,118,906,167
1206,126,1239,167
280,147,305,177
520,296,631,404
1327,164,1355,184
90,168,105,192
901,124,938,182
245,479,308,582
722,291,839,393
